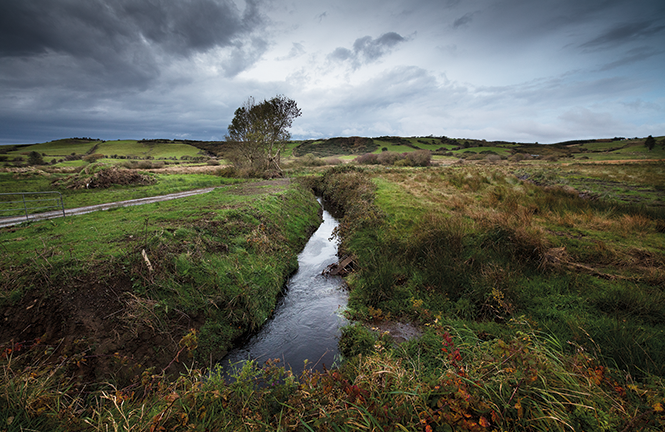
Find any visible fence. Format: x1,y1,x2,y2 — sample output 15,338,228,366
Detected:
0,191,66,223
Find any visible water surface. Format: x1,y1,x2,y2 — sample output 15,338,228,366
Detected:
222,202,348,375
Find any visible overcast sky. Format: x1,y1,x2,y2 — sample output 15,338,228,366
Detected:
1,0,664,145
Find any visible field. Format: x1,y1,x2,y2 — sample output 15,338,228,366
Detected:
1,136,665,431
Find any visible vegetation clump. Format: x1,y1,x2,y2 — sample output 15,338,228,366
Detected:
51,165,156,189
355,149,431,166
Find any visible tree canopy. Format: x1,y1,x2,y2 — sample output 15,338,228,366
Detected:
226,95,301,174
645,135,655,151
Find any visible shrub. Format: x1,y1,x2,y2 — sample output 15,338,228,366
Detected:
377,151,401,165
406,150,431,166
355,153,379,165
297,153,327,167
324,157,343,165
82,153,105,163
136,160,153,169
28,151,45,165
486,154,501,164
394,158,413,167
215,166,238,178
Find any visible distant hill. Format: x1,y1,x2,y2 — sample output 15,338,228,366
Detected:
1,135,663,168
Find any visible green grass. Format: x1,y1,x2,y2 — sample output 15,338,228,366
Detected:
95,140,202,158
6,138,100,156
3,164,665,431
0,171,242,210
1,179,321,364
330,165,665,378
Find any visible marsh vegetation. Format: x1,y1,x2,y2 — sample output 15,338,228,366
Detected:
1,137,664,431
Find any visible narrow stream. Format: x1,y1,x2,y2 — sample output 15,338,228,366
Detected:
221,200,348,375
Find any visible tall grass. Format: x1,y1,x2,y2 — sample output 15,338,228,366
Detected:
335,166,665,378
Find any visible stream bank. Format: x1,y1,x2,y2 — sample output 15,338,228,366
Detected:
222,200,348,376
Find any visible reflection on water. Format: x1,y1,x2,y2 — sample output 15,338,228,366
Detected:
221,201,348,376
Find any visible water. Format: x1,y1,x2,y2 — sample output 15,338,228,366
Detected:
221,201,348,375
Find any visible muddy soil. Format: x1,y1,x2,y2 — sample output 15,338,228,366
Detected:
1,271,196,383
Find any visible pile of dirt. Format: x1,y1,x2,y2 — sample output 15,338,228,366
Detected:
52,166,156,189
0,271,193,383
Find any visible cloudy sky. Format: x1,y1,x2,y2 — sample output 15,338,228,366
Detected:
1,0,664,145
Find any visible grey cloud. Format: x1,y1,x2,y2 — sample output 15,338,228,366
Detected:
329,47,353,61
599,46,660,71
0,0,266,87
453,12,477,29
329,32,406,68
621,99,662,112
222,37,270,77
0,0,262,58
579,20,665,51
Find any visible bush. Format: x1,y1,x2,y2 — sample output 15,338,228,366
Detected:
406,150,431,166
377,151,401,165
28,151,45,165
394,158,414,167
296,153,327,167
486,154,501,164
355,153,379,165
82,153,105,163
215,166,238,178
324,157,343,165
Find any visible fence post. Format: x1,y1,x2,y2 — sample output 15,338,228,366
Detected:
59,192,66,218
22,194,29,222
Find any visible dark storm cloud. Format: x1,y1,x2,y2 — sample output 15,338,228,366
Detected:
0,0,266,86
0,0,262,57
329,32,406,68
579,20,665,51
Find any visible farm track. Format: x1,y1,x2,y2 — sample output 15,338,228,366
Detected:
0,187,216,228
0,178,292,228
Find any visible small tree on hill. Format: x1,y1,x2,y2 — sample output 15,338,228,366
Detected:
28,151,45,165
226,95,301,174
645,135,655,151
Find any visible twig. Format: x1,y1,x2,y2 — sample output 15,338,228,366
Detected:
141,249,153,272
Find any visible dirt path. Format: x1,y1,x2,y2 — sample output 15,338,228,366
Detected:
0,178,291,228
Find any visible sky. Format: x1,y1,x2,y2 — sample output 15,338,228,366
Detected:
1,0,664,145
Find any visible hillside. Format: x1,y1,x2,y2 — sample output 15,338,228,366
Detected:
1,135,663,170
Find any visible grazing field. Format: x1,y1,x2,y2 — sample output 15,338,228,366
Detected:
95,140,203,159
1,136,665,431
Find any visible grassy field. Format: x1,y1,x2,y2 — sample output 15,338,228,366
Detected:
95,140,203,158
0,169,242,219
1,137,665,431
4,138,100,156
1,175,322,429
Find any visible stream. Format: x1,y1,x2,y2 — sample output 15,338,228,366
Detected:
221,200,348,375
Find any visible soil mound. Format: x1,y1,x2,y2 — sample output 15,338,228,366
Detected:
52,166,156,189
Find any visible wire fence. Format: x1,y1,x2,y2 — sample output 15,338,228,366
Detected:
0,191,66,223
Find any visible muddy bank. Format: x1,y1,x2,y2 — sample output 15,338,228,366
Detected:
0,181,321,382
